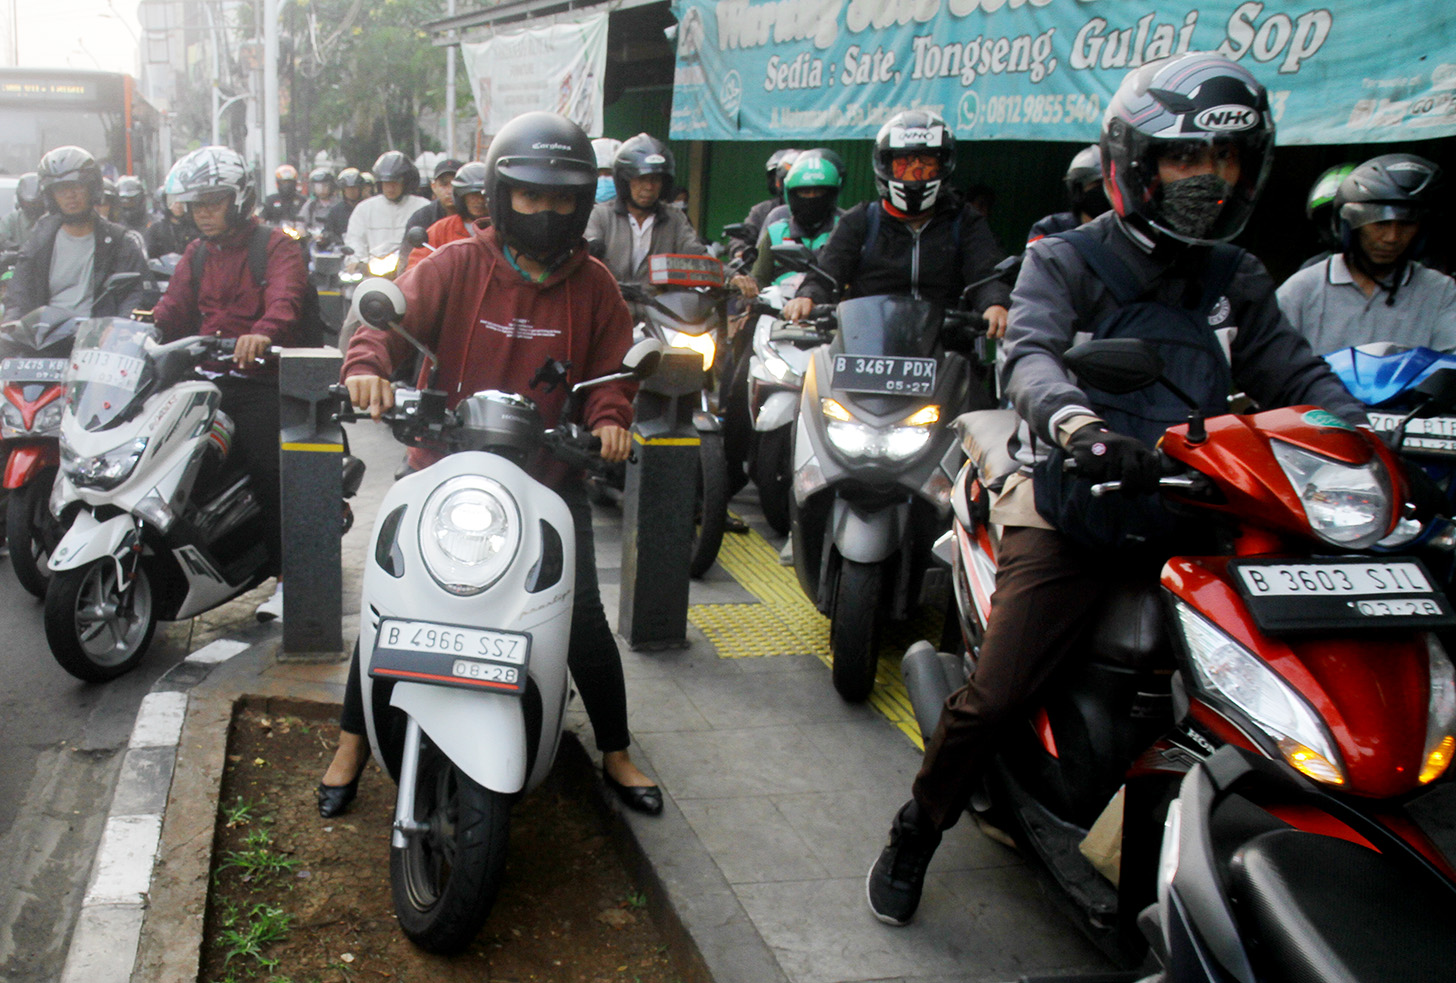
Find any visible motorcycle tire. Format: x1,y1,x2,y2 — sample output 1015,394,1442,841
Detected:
45,557,157,682
8,468,60,599
751,426,793,537
390,741,511,954
830,559,883,702
690,431,729,578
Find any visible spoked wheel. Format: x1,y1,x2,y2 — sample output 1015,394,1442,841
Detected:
690,431,729,578
830,558,883,702
44,558,157,682
390,740,512,954
751,426,793,536
8,468,62,598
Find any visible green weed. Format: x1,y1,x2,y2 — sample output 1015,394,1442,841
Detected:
217,827,298,881
218,902,291,969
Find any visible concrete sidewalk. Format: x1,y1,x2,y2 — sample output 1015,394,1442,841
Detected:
87,419,1110,983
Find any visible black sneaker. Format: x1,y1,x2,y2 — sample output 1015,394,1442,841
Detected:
866,800,942,926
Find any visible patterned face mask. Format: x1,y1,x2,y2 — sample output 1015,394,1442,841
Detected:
1160,173,1232,239
891,154,941,182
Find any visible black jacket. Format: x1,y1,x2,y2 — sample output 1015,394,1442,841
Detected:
398,199,449,266
262,192,302,224
144,214,199,260
9,214,148,317
796,195,1012,314
324,198,356,238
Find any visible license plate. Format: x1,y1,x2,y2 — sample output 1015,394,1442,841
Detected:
1,357,67,383
1367,411,1456,456
832,354,936,396
70,349,146,391
1230,557,1456,633
369,618,530,695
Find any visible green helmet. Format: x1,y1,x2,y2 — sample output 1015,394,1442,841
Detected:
1307,162,1357,248
783,148,844,199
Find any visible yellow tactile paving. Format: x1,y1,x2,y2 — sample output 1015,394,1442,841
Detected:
689,523,942,750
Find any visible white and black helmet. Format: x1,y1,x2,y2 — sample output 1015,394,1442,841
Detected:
166,145,257,226
612,133,675,203
872,110,956,215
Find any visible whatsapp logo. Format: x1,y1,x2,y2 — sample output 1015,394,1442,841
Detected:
958,91,980,131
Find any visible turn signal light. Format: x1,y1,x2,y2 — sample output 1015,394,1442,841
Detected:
1278,737,1345,785
820,398,852,423
1420,735,1455,785
902,405,941,427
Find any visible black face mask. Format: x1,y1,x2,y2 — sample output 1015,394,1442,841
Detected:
1160,174,1231,240
789,191,836,232
1073,183,1109,220
505,207,580,264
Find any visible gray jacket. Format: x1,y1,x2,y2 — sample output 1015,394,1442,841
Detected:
584,199,706,285
1003,211,1365,467
1277,253,1456,355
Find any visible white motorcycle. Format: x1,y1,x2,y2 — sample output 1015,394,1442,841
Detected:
44,318,363,681
342,279,661,953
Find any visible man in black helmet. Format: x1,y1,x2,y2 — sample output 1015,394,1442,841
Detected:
584,133,705,286
1026,144,1109,244
396,157,463,268
864,53,1365,929
1278,153,1456,354
1,172,46,250
8,146,147,317
343,151,428,275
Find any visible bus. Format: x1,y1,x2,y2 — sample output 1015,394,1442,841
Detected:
0,68,162,211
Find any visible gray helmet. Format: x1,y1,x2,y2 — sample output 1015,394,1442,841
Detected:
1064,144,1108,219
37,146,103,210
371,151,419,197
450,161,489,219
15,172,42,213
612,133,675,204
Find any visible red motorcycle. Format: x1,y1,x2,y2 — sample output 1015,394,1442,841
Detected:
0,307,79,597
902,339,1456,965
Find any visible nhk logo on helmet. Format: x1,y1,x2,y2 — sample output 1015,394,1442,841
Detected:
889,125,943,148
1193,105,1260,132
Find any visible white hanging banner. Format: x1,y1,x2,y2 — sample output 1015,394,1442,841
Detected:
460,13,608,137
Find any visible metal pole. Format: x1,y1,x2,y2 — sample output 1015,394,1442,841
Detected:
445,0,457,158
211,82,220,147
263,0,281,179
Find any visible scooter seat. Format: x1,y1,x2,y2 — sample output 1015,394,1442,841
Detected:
954,410,1021,490
1229,827,1456,983
1089,578,1172,670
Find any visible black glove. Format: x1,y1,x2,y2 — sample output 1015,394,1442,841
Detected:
1065,424,1161,494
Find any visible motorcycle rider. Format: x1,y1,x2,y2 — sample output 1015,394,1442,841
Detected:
343,151,428,274
737,148,846,294
144,190,200,260
1,172,46,250
591,138,621,203
360,171,377,198
298,166,338,229
1026,144,1109,244
324,166,365,239
727,148,799,260
780,111,1011,340
149,146,310,622
1294,162,1357,272
1278,153,1456,354
8,146,147,317
262,164,303,223
321,110,663,819
583,133,707,285
404,160,489,271
114,175,153,233
864,53,1368,928
398,157,463,268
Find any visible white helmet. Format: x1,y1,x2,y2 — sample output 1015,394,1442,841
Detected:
592,138,622,171
167,145,257,227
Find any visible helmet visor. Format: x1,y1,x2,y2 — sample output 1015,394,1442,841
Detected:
1341,201,1425,230
495,156,595,188
891,154,941,181
1136,132,1272,244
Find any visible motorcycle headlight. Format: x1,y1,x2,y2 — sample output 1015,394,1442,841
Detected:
368,253,399,277
1421,635,1456,784
667,329,715,371
821,399,936,462
1,402,22,438
417,476,521,596
62,437,148,490
1271,439,1392,549
1173,600,1345,786
35,401,64,435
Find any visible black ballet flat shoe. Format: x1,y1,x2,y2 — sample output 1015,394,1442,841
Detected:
316,775,360,818
603,769,663,816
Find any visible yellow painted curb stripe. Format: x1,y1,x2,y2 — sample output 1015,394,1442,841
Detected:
280,442,344,452
631,433,701,446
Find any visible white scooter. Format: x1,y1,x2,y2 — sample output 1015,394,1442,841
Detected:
342,279,661,954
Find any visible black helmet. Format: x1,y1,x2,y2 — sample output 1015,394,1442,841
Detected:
783,149,845,231
1335,153,1441,246
37,146,103,210
308,166,336,195
1064,144,1108,219
765,148,801,197
612,133,675,204
15,172,42,213
1306,162,1358,249
872,110,956,215
116,175,145,202
450,161,489,219
1102,52,1274,245
484,111,596,264
337,167,363,189
371,151,420,198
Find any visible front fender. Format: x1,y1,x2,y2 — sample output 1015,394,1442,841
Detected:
4,444,58,489
390,681,528,794
831,497,909,564
756,391,799,432
49,511,134,572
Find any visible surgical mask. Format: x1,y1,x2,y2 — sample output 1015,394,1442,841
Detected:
595,177,616,203
1160,174,1231,240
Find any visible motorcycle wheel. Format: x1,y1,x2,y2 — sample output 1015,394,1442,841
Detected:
690,431,728,578
390,741,511,954
751,426,793,536
830,559,883,702
8,468,61,598
45,558,157,682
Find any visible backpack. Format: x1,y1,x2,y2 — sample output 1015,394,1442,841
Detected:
1032,229,1243,552
189,225,328,347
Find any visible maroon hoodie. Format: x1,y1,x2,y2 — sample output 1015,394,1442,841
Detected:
342,223,637,484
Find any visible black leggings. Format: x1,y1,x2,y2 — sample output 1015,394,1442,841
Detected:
339,479,631,753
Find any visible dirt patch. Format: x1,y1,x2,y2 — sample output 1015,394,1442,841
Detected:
200,698,696,983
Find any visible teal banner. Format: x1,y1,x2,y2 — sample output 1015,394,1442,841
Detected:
670,0,1456,145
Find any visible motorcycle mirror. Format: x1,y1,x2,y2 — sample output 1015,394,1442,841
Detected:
1063,339,1166,396
1412,368,1456,417
404,226,428,249
770,242,814,271
721,222,748,240
587,238,607,261
621,338,665,380
355,278,406,330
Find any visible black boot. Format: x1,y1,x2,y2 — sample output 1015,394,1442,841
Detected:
866,799,942,926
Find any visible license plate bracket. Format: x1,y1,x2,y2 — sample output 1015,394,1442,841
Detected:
1229,556,1456,633
831,354,936,396
369,618,531,695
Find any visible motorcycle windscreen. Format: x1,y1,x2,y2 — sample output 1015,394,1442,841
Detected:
644,287,722,335
2,305,83,356
835,295,942,358
64,318,160,431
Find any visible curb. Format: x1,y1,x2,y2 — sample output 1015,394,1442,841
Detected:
58,639,250,983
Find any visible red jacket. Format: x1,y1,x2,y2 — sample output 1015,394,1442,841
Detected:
343,224,637,484
153,219,308,377
406,213,472,271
